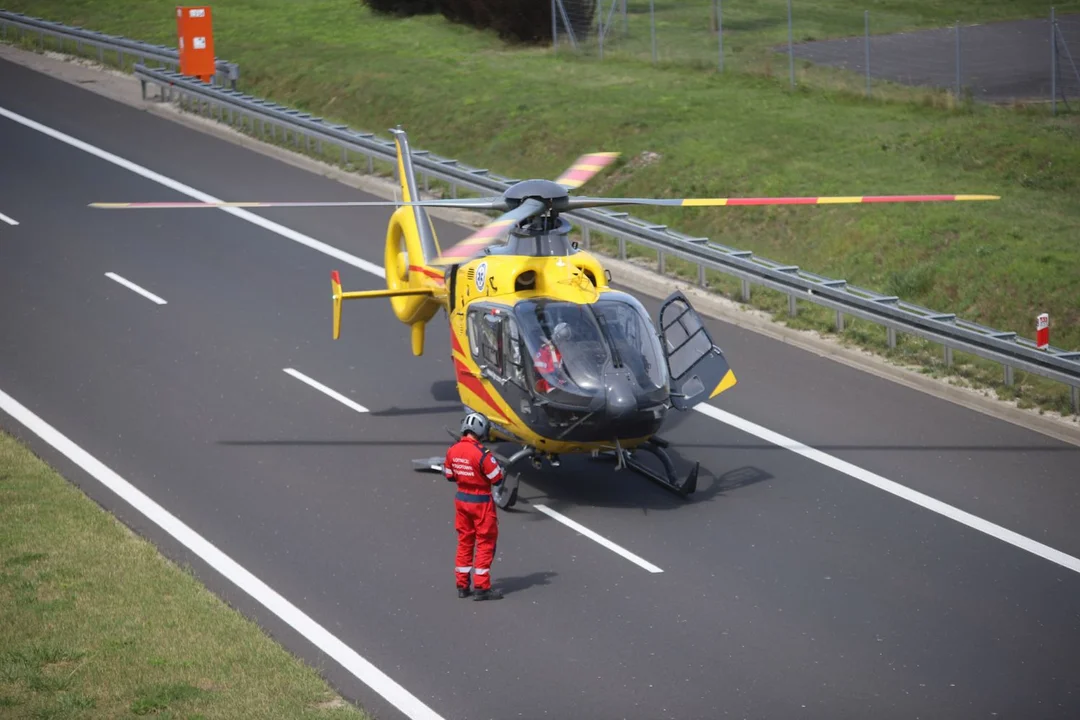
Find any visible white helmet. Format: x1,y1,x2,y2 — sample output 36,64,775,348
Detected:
552,322,571,343
461,412,490,439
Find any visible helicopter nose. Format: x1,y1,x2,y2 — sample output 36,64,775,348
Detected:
604,370,637,418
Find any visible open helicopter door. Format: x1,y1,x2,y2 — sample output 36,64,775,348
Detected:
657,291,737,410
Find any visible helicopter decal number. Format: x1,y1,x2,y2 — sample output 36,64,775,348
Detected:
474,262,488,293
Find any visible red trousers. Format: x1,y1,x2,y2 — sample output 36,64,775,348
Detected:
455,495,498,590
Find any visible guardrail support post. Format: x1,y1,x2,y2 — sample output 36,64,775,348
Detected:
835,310,845,332
658,251,666,275
787,294,797,317
618,238,626,260
887,327,897,349
583,226,591,250
944,345,953,367
1072,385,1079,414
741,279,750,303
698,264,706,287
1004,365,1014,386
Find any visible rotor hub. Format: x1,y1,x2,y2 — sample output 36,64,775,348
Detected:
504,179,569,210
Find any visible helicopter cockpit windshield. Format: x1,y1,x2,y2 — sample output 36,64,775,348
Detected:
513,293,670,408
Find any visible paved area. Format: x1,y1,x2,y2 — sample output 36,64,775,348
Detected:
3,55,1080,720
791,13,1080,103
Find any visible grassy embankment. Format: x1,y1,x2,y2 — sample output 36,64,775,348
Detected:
3,0,1080,415
0,430,369,718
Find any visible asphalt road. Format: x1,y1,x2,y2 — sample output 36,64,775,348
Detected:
790,13,1080,103
2,57,1080,720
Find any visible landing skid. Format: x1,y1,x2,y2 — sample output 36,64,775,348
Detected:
593,437,698,498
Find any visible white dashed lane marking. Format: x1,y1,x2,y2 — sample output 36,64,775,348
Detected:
283,368,369,414
105,272,167,305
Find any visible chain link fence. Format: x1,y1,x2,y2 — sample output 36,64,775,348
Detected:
552,1,1080,112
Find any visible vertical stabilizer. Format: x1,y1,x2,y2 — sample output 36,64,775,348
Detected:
390,127,440,266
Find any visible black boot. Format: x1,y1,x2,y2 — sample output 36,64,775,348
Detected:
457,586,471,598
472,587,503,601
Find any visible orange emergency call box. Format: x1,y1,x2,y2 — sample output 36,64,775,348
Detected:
176,6,216,82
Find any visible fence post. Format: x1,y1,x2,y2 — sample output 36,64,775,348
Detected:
650,0,657,64
599,3,604,60
788,0,795,87
955,20,962,103
552,0,557,52
1051,7,1057,115
865,10,871,97
718,0,724,72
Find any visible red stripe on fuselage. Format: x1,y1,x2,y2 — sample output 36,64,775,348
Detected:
408,265,445,283
453,357,508,422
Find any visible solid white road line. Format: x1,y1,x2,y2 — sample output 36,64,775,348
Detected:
0,210,18,226
693,402,1080,576
105,272,167,305
0,105,385,279
0,386,445,720
284,368,368,414
6,102,1077,581
534,504,664,573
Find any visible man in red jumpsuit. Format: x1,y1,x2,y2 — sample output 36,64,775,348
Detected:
444,412,505,601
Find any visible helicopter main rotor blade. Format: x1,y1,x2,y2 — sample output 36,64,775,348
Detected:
564,194,1000,210
429,197,548,267
88,197,510,210
554,152,620,191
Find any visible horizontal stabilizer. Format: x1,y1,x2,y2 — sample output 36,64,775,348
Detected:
412,457,445,473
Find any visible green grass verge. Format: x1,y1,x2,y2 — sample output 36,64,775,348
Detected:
2,0,1078,416
0,429,368,719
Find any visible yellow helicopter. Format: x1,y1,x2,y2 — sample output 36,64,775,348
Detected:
91,127,999,507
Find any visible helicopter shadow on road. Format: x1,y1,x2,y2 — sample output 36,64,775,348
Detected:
497,439,773,517
367,380,463,419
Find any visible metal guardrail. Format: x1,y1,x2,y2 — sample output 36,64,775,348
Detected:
132,63,1080,414
0,10,239,88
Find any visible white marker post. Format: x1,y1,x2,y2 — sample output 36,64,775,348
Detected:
1036,313,1050,350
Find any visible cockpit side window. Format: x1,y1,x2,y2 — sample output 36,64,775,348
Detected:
467,306,506,379
503,315,527,390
